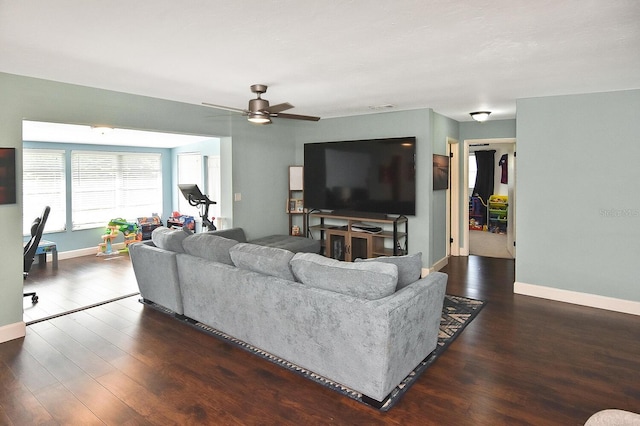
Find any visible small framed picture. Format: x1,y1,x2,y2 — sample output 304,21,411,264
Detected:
295,199,304,212
433,154,449,190
0,148,17,205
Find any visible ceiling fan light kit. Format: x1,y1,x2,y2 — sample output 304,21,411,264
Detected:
203,84,320,125
247,112,271,124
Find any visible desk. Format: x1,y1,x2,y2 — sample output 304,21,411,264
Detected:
35,240,58,269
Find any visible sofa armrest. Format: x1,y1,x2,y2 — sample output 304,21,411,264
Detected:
374,272,447,396
129,242,184,314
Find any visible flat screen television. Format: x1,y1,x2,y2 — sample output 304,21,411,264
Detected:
304,137,416,216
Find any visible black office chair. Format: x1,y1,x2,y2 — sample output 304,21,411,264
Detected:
23,206,51,304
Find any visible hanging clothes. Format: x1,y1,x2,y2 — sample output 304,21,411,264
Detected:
499,154,508,184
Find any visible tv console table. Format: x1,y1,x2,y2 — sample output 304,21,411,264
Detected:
306,211,408,261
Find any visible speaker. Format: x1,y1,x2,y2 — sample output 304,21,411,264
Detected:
289,166,303,191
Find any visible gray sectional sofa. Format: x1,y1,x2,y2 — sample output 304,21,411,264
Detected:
129,226,447,404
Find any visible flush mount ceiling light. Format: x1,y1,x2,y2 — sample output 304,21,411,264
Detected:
91,125,113,135
368,104,395,111
470,111,491,123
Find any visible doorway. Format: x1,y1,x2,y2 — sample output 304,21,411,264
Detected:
455,138,516,258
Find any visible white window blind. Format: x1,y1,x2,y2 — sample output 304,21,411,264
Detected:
71,151,162,229
22,149,66,234
177,153,202,217
206,155,221,219
469,152,477,192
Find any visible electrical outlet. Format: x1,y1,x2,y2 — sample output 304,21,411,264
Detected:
234,193,241,201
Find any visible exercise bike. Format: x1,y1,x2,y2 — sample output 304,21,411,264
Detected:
178,184,217,231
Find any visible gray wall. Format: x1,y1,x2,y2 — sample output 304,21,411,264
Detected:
459,118,517,142
14,73,638,335
1,72,451,334
516,89,640,302
291,108,450,266
0,72,297,332
432,112,460,263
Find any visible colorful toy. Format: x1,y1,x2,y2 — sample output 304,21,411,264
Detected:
97,218,139,255
137,215,163,240
167,212,195,230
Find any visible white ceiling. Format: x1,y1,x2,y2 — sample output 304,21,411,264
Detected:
1,1,639,123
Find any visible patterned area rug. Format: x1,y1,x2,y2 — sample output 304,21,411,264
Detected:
143,294,485,412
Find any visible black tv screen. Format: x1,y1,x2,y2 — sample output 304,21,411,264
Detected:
304,137,416,216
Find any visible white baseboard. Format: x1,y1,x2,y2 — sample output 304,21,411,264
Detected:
0,321,26,343
44,242,127,261
514,282,640,316
432,256,449,272
424,256,449,277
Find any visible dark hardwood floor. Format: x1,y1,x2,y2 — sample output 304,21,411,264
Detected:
2,255,639,425
23,254,139,324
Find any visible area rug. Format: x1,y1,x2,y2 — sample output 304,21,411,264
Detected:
144,294,485,412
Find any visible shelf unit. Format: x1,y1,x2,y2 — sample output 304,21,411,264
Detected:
287,166,305,236
469,196,485,231
307,211,408,261
488,195,508,234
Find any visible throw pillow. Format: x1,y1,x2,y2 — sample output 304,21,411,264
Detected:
229,243,295,281
182,233,238,265
290,253,398,300
151,226,191,253
355,252,422,290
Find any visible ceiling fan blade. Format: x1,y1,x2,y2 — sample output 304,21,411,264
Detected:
202,102,245,113
267,102,294,114
276,112,321,122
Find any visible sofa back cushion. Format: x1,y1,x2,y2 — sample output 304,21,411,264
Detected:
355,252,422,290
182,233,238,265
205,227,247,243
290,253,398,300
229,243,296,281
151,227,191,253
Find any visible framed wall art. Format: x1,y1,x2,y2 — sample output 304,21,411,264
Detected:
433,154,450,191
0,148,17,205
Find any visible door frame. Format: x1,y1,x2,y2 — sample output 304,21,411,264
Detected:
457,138,516,256
447,138,459,256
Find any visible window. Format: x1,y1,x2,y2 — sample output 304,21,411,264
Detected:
206,155,221,219
177,153,202,217
71,151,162,229
469,152,477,193
22,149,66,234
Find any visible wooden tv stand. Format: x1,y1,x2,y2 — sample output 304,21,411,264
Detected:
306,212,408,261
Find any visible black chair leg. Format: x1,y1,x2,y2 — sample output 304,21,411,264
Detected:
23,292,38,304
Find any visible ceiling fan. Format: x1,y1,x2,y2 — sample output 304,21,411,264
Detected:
203,84,320,125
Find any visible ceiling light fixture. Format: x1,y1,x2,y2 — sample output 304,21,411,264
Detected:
91,125,113,135
247,112,271,124
470,111,491,123
368,104,395,111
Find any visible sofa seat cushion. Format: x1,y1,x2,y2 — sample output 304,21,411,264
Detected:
355,252,422,290
290,253,398,300
229,243,295,281
151,227,191,253
250,234,320,254
182,233,238,265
